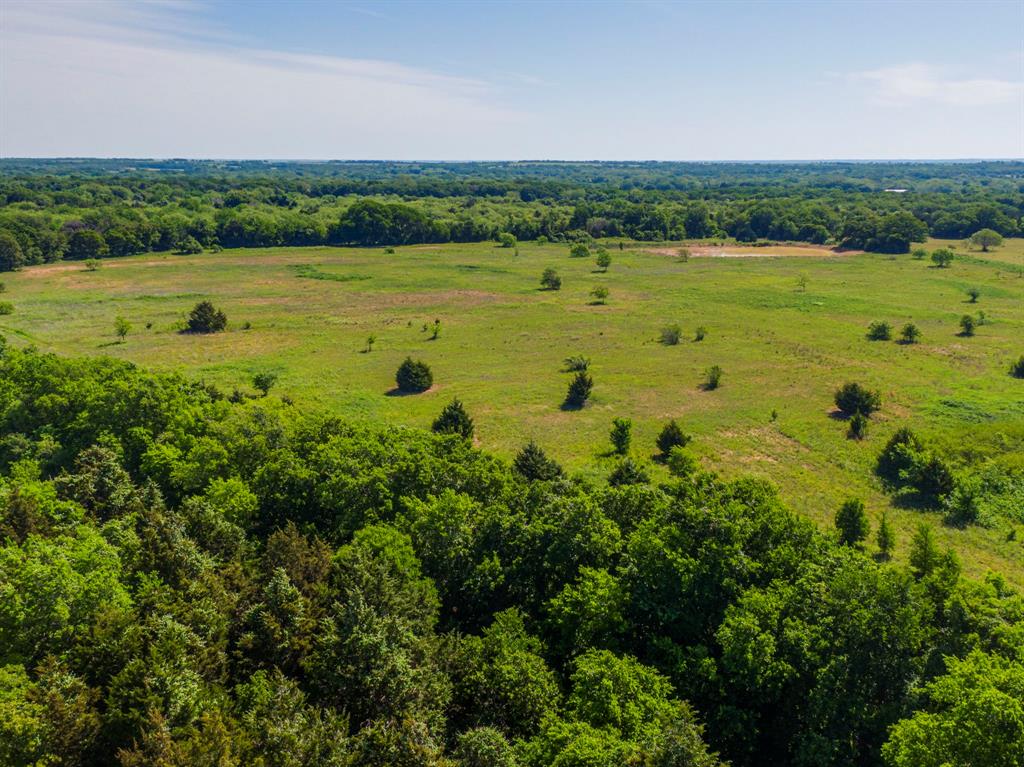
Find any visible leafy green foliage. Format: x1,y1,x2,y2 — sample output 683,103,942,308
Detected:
610,418,632,455
432,398,474,440
969,228,1003,252
564,371,593,409
867,321,892,341
540,267,561,290
185,300,227,333
513,441,563,481
396,357,434,393
656,420,691,458
930,248,954,268
835,498,869,546
834,382,880,416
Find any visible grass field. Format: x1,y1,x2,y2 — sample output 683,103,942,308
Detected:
3,237,1023,583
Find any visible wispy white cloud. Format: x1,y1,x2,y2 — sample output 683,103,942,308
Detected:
0,0,529,158
849,62,1023,107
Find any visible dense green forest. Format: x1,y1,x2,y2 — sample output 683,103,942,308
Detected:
1,160,1021,269
1,343,1022,766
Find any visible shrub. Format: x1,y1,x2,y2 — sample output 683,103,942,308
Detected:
848,411,869,440
676,247,691,262
186,300,227,333
431,319,441,340
563,356,589,372
563,371,593,409
656,420,691,457
608,457,649,486
834,382,880,416
513,441,563,481
253,372,278,396
498,232,517,248
966,287,980,303
704,365,723,390
589,286,609,304
876,511,895,559
876,427,924,482
911,248,927,260
569,243,591,258
595,249,611,271
866,321,892,341
666,446,698,478
899,323,921,344
0,302,13,316
384,247,395,254
395,357,433,393
610,417,632,455
84,258,100,271
114,316,131,340
1010,356,1024,379
694,326,706,342
660,324,682,345
835,498,869,546
541,268,562,290
958,314,975,336
432,398,474,439
364,335,376,353
970,228,1003,252
930,249,954,268
176,235,203,254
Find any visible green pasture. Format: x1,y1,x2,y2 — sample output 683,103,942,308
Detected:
2,237,1022,582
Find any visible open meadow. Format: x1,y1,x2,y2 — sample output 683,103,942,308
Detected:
3,237,1023,582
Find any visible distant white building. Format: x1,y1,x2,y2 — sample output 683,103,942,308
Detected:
883,188,908,193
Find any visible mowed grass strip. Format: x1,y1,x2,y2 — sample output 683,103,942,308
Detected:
3,238,1023,583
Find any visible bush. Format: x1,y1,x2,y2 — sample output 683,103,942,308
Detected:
610,417,632,455
563,371,593,409
835,498,869,546
432,398,474,439
395,357,433,393
253,372,277,396
966,287,980,303
866,321,892,341
589,286,609,304
848,412,869,440
876,511,895,559
595,250,611,271
666,446,698,478
176,235,203,254
114,316,131,340
185,300,227,333
704,365,723,390
876,427,924,482
84,258,100,271
563,355,589,372
1010,356,1024,379
958,315,976,336
608,457,649,486
911,248,927,260
930,249,954,268
656,420,691,457
541,268,561,290
834,382,880,416
694,326,706,342
570,243,591,258
660,324,682,345
899,323,921,344
498,232,517,248
0,302,13,316
513,441,563,481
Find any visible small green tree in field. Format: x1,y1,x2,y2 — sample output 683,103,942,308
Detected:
431,319,441,340
694,326,707,342
835,498,869,547
563,355,589,372
176,235,203,254
877,511,895,560
866,321,892,341
364,334,376,353
186,300,227,333
657,420,691,457
541,268,562,290
959,314,976,337
1011,356,1024,379
909,523,940,578
797,274,808,292
900,323,921,344
589,286,609,305
666,447,698,478
610,417,632,455
595,250,611,272
848,411,869,439
970,228,1003,252
0,302,13,316
676,247,690,262
84,258,101,272
608,457,649,486
114,316,131,341
966,287,980,303
660,324,682,345
911,247,927,260
834,382,880,416
930,249,954,268
432,398,474,439
253,372,277,397
704,365,723,390
570,243,590,259
514,441,563,481
563,371,593,409
396,357,433,393
498,232,517,248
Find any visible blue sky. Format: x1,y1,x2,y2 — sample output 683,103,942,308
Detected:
2,0,1021,159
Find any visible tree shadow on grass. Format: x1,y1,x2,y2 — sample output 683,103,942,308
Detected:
385,387,431,397
97,340,123,348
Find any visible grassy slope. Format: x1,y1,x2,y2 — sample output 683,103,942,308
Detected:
3,238,1022,583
